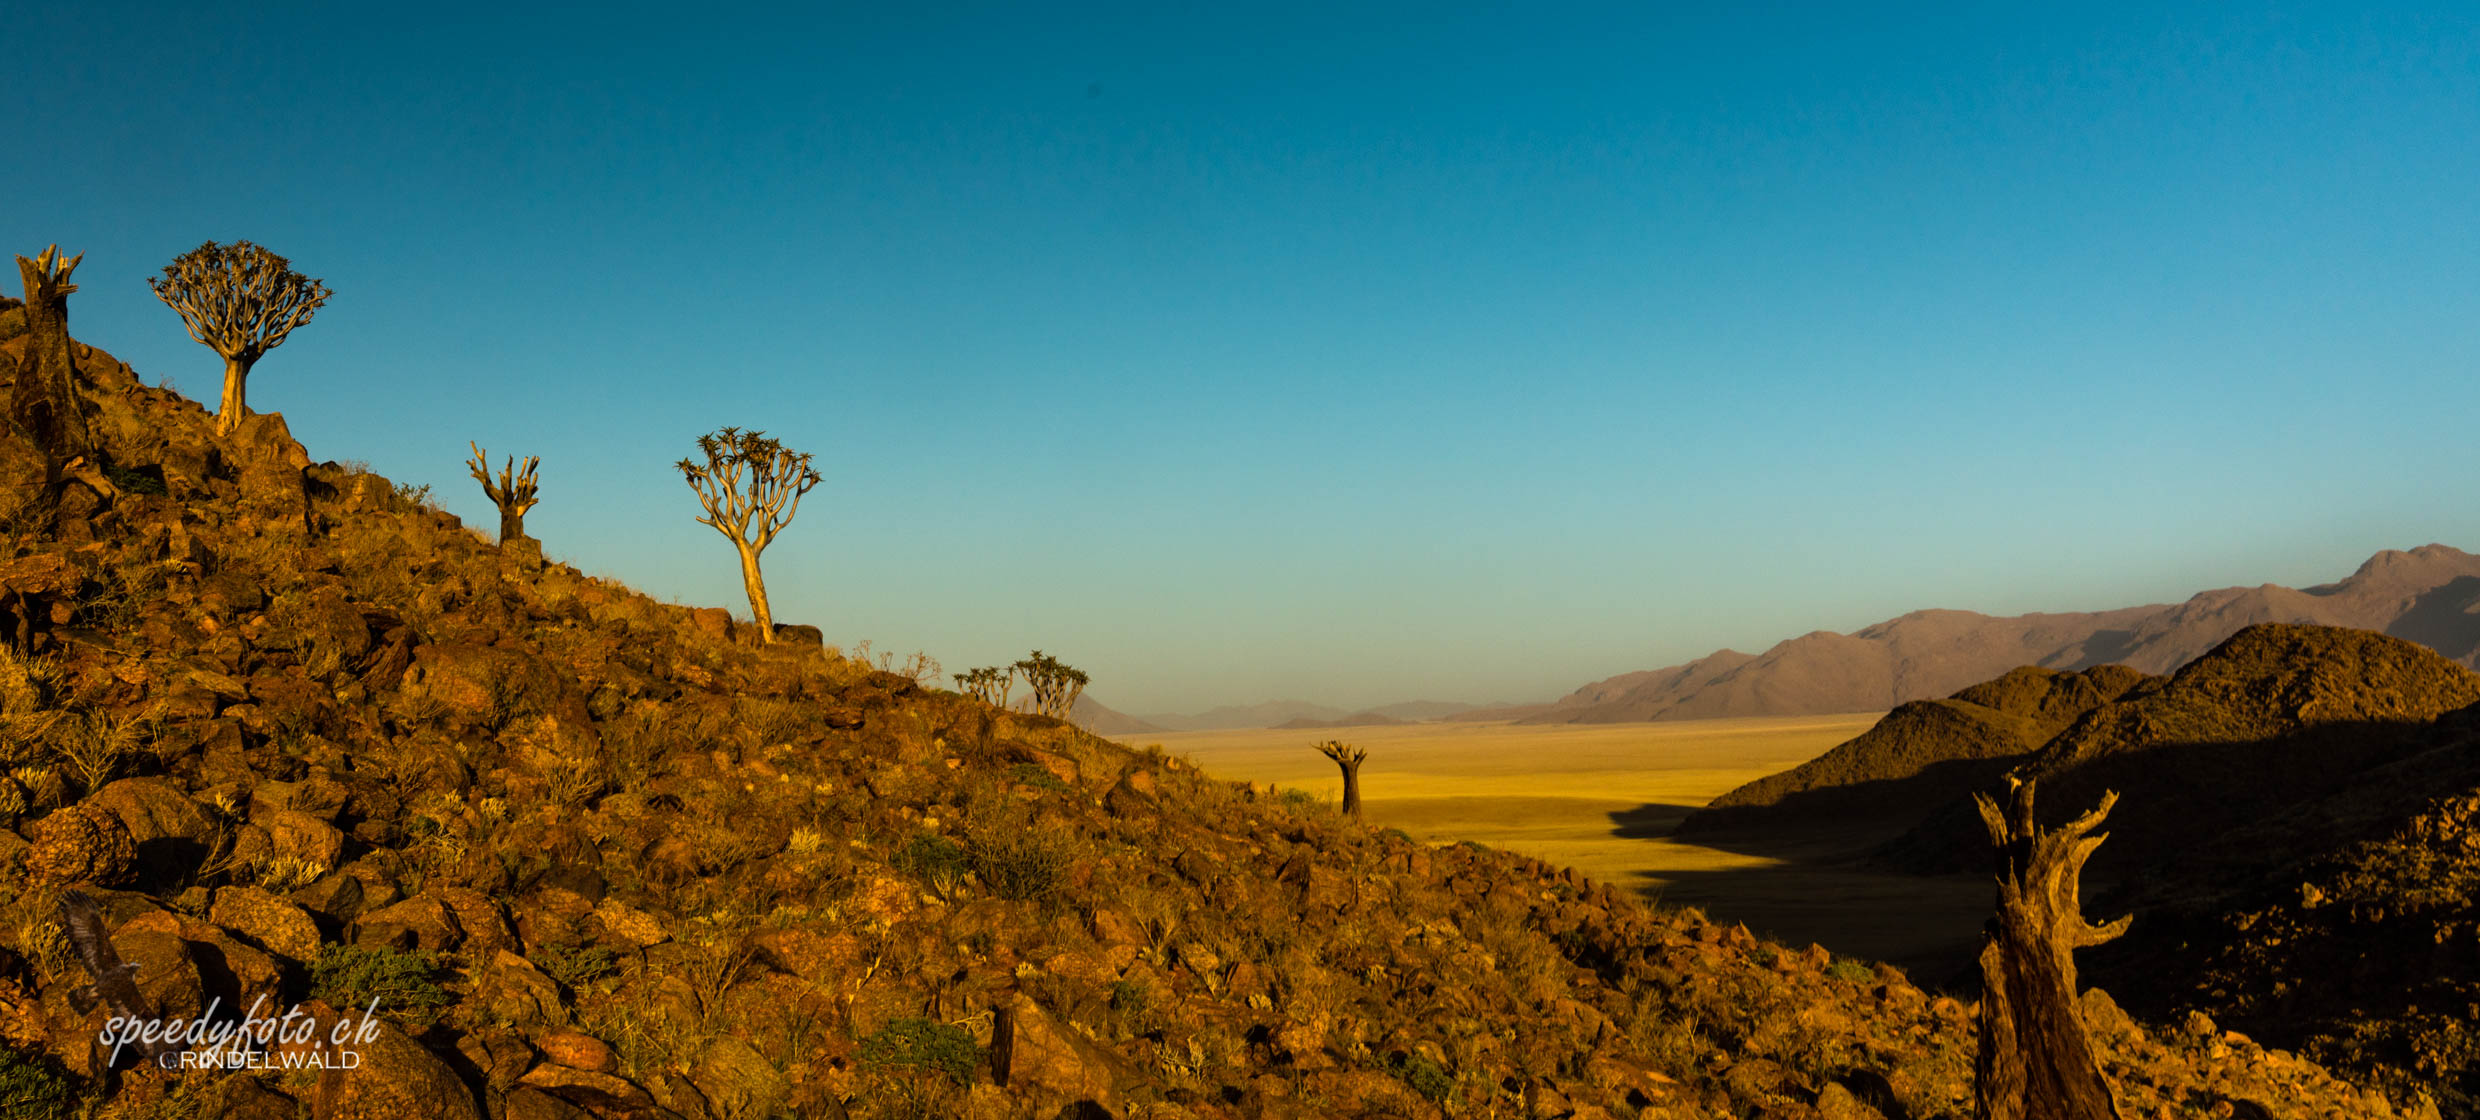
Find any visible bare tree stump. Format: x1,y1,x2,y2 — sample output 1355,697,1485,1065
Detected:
1316,739,1368,820
1973,775,2130,1120
466,441,541,543
11,246,91,484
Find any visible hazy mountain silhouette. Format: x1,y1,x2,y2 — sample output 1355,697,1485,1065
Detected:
1069,694,1168,734
1140,698,1479,730
1272,711,1407,730
1526,544,2480,723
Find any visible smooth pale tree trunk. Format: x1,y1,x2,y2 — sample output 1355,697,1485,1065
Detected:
216,355,254,436
736,542,776,642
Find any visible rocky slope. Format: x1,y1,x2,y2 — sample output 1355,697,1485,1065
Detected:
1676,665,2152,847
1680,622,2480,1113
1525,548,2480,723
0,333,2422,1119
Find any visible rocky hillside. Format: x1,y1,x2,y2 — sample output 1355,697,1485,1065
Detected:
1523,548,2480,723
0,334,2421,1119
1676,665,2152,846
1875,625,2480,880
1679,622,2480,1113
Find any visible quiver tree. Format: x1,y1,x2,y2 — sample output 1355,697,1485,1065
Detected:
1013,651,1088,719
678,427,820,642
1315,739,1369,820
957,665,1015,708
11,246,93,478
466,441,541,544
1972,775,2131,1120
147,240,331,436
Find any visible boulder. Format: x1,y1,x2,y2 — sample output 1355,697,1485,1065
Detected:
535,1031,618,1074
290,583,373,674
26,803,137,886
250,775,351,821
291,871,368,927
309,1011,481,1120
587,898,668,949
354,895,464,953
210,885,324,963
478,949,571,1032
252,806,345,872
227,412,311,530
515,1063,661,1113
686,608,732,642
996,993,1136,1108
400,643,594,731
87,777,215,867
689,1036,788,1120
499,1088,596,1120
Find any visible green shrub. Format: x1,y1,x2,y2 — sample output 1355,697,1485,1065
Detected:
0,309,25,345
1828,957,1874,984
0,1044,74,1120
536,942,622,992
967,828,1068,904
892,833,968,893
101,461,167,497
309,944,453,1028
1005,762,1071,794
1387,1050,1456,1104
858,1016,978,1084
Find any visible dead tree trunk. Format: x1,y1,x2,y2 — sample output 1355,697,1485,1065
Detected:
1316,740,1368,820
465,442,541,544
11,247,91,482
1973,776,2130,1120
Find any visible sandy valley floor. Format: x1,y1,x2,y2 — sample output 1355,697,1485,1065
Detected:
1115,716,1992,983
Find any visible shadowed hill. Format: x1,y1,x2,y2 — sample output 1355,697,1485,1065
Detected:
1528,548,2480,723
1068,694,1167,735
1871,625,2480,879
1677,665,2155,846
0,332,2417,1118
1670,625,2480,1108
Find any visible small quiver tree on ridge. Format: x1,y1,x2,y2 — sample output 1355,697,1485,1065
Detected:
1315,739,1368,821
466,441,541,545
148,240,331,436
957,665,1015,708
1972,774,2130,1120
678,427,820,643
1013,651,1087,719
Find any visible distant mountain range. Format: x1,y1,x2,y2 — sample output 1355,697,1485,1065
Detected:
1504,544,2480,723
1052,696,1480,737
1132,699,1484,731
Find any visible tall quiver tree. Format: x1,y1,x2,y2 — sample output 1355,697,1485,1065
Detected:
678,427,820,643
11,246,92,480
1971,775,2129,1120
1316,739,1368,821
1013,652,1088,719
466,442,540,544
148,240,331,436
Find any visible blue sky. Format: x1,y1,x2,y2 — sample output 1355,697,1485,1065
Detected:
9,3,2478,713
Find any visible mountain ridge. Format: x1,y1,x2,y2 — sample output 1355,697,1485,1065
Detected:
1527,545,2480,723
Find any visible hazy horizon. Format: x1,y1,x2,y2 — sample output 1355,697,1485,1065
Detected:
11,3,2480,712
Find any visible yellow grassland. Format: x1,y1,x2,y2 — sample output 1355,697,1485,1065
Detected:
1118,715,1990,980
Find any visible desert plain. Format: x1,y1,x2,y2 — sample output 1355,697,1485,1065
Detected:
1120,715,1994,981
